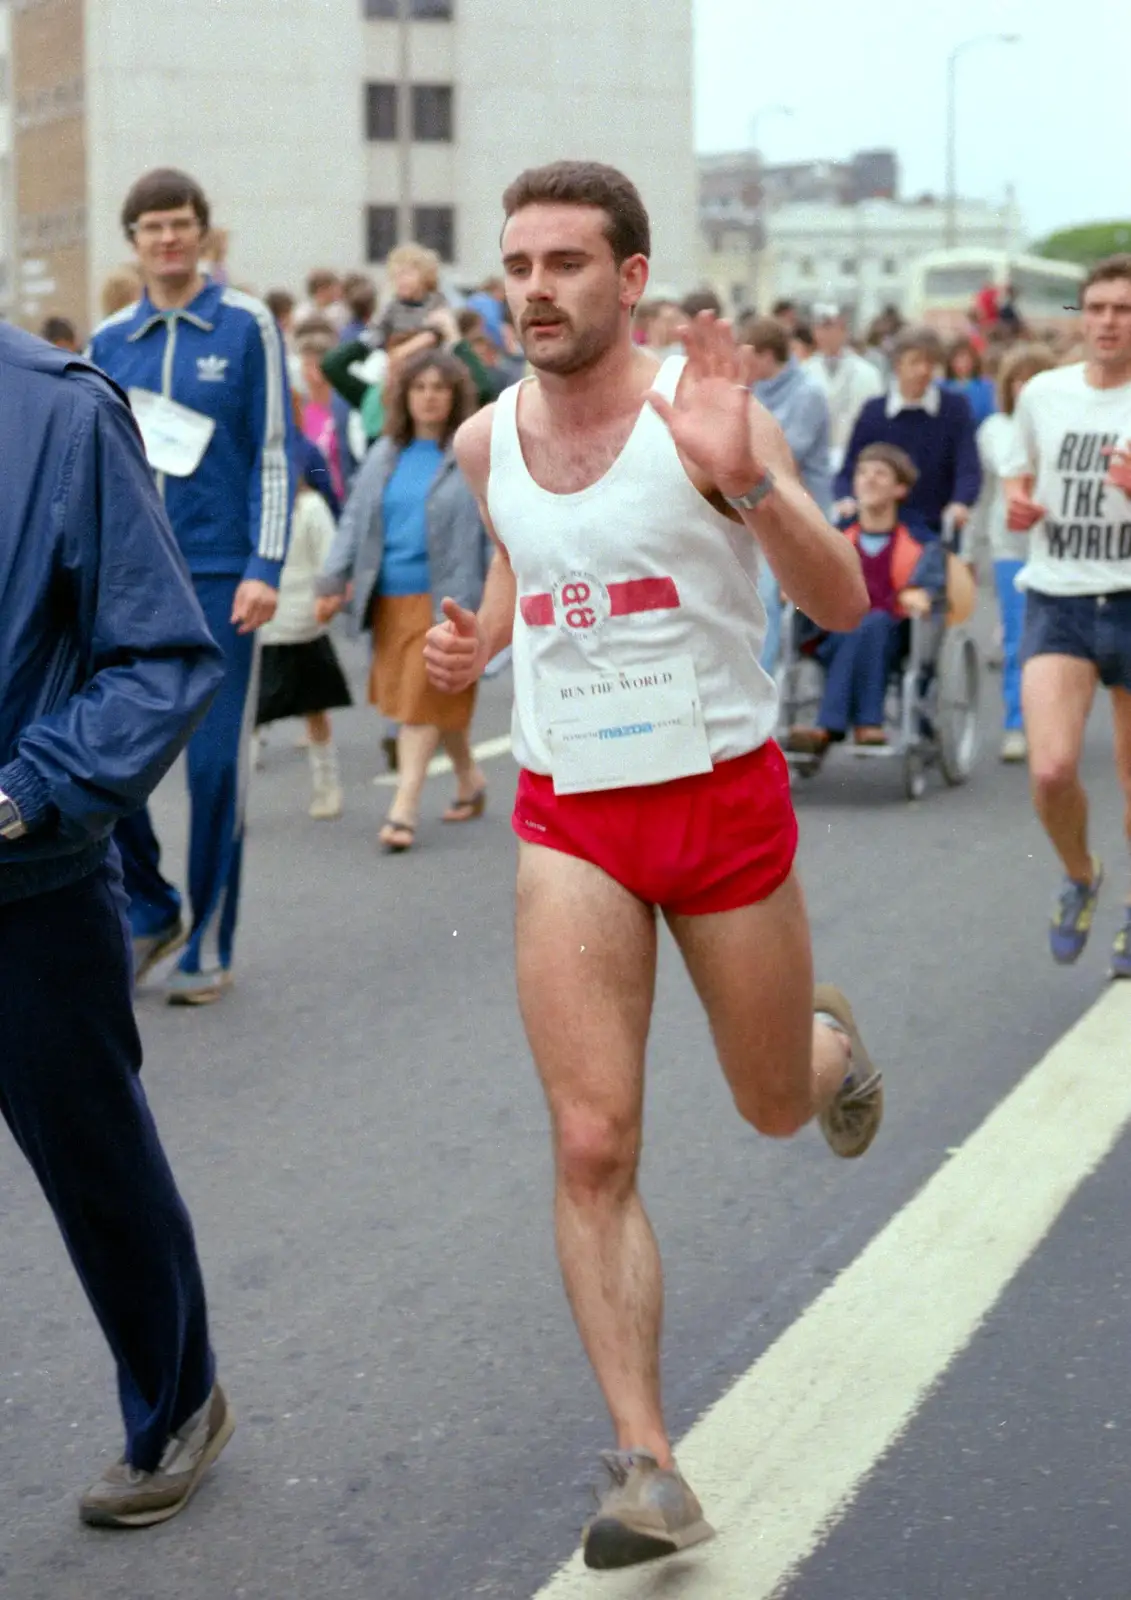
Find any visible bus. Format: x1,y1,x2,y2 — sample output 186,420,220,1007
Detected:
904,249,1084,336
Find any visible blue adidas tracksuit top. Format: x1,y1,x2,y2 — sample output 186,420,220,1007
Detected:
88,279,296,585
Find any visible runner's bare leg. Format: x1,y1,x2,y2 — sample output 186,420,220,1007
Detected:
665,871,847,1130
1023,655,1098,882
1110,688,1131,892
516,842,672,1466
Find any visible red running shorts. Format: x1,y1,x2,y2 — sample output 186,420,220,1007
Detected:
511,741,798,917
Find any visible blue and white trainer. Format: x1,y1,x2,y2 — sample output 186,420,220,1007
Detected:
1111,908,1131,980
1049,856,1103,965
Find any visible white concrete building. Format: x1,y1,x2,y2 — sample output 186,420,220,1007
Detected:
700,195,1024,327
3,0,697,332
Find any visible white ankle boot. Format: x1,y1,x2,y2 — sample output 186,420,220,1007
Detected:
308,740,343,820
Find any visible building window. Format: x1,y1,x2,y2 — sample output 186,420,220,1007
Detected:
799,256,813,278
883,256,898,275
366,205,399,263
365,82,398,141
413,205,455,262
841,257,857,276
412,84,453,141
363,0,453,17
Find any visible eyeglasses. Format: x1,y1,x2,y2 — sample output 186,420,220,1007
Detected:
132,218,201,241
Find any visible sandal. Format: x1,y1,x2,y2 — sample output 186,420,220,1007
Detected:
442,789,486,824
379,817,416,854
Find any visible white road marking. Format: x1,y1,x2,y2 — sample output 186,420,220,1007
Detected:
371,733,514,787
532,983,1131,1599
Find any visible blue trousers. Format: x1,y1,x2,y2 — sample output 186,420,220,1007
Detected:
759,562,783,674
115,575,257,972
816,610,903,732
0,861,214,1470
993,558,1026,731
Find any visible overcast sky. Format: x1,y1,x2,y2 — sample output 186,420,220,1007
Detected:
693,0,1127,242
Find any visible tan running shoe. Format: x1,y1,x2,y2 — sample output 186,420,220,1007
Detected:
132,918,187,984
80,1383,234,1529
583,1449,715,1570
814,984,884,1159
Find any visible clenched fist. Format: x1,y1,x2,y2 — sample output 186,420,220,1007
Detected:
423,598,488,694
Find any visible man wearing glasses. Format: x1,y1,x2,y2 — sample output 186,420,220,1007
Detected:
89,169,295,1004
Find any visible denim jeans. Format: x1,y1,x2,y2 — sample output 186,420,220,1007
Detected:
759,562,783,675
993,559,1026,731
816,610,903,732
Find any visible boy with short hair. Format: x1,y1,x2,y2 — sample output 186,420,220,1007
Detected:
789,443,946,753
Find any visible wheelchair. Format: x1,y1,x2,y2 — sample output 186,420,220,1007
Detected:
774,552,981,801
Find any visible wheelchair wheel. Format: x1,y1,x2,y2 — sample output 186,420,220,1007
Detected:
937,631,980,785
777,655,823,733
903,747,927,801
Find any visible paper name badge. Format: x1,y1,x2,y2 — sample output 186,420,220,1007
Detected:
542,655,713,795
128,389,216,478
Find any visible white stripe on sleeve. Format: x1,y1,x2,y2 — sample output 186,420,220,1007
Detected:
222,287,289,562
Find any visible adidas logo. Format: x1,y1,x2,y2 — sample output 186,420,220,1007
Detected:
196,354,229,383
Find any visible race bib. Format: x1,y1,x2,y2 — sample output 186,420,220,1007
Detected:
540,655,713,795
128,388,216,478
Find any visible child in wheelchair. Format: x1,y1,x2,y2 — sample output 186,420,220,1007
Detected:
787,443,947,755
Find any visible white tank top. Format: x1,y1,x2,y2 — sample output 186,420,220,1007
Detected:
487,355,778,777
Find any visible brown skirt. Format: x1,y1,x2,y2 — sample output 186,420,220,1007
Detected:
369,592,477,732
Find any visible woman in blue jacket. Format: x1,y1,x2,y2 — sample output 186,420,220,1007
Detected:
316,349,492,853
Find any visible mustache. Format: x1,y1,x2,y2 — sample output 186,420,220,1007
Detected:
522,308,570,330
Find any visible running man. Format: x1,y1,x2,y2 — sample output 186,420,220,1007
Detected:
88,168,295,1004
1004,253,1131,974
424,161,883,1569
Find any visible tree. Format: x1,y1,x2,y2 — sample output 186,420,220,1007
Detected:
1032,222,1131,267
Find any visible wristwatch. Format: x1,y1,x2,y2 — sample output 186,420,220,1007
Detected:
0,788,27,841
725,470,776,513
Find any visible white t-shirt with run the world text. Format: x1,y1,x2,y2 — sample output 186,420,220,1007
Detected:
1003,363,1131,596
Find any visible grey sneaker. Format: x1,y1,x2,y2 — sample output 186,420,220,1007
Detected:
1050,856,1103,965
80,1383,234,1529
132,918,187,983
583,1450,714,1570
165,966,233,1007
814,983,884,1159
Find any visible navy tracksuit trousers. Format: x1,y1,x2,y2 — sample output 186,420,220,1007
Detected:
115,574,258,973
0,858,214,1470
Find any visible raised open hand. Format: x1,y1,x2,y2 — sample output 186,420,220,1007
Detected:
646,313,764,498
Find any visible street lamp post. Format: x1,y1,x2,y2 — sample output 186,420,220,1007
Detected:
945,33,1019,249
747,103,793,311
397,0,413,248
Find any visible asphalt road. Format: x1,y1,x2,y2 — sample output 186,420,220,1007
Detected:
2,628,1129,1600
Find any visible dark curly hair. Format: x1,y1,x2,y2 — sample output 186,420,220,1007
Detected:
382,349,478,449
502,160,651,264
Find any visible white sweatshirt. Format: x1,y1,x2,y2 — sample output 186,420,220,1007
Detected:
259,489,337,646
